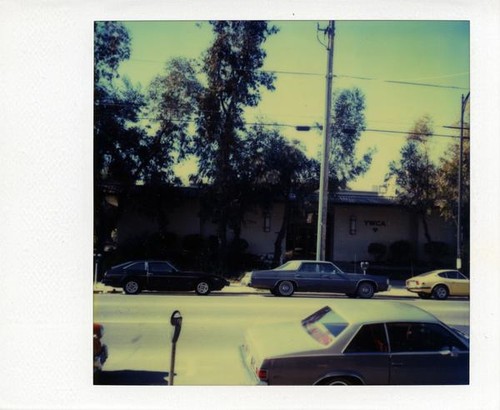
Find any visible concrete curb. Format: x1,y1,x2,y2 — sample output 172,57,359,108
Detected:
93,281,415,298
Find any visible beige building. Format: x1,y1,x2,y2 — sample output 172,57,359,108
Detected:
329,191,455,263
115,187,456,266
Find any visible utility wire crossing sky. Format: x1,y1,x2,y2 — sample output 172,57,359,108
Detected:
117,20,470,191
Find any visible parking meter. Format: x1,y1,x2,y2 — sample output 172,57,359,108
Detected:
169,310,182,385
170,310,183,343
360,261,369,275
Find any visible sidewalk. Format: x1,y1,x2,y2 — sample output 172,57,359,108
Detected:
94,280,414,298
222,280,413,297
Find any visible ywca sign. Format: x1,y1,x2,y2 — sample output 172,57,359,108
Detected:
364,220,386,232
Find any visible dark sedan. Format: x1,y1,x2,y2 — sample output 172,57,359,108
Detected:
245,260,389,298
101,260,230,295
241,301,469,385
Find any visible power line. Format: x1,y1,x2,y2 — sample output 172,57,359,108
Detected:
102,110,466,139
267,70,469,90
124,58,468,90
363,128,467,139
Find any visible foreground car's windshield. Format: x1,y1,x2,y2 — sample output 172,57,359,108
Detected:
301,306,348,346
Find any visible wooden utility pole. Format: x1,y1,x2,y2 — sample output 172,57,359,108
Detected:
316,21,335,261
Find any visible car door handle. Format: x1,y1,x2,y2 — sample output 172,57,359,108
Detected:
295,274,303,278
391,362,404,367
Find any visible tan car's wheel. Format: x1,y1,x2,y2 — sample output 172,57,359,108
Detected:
432,285,449,300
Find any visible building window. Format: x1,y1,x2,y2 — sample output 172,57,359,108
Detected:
349,216,357,235
263,212,271,232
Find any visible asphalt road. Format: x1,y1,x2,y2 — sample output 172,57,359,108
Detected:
93,290,469,386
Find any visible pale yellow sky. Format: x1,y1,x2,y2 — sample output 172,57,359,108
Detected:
118,20,470,191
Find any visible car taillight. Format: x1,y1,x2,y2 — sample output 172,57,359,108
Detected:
93,323,104,338
257,368,268,381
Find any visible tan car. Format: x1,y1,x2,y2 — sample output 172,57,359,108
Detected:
406,269,470,300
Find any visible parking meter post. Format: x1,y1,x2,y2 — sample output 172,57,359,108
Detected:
169,342,177,386
169,310,182,386
360,261,369,275
93,253,101,285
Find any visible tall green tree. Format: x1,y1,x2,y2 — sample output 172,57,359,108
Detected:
146,58,203,184
435,103,470,269
94,22,151,186
329,88,374,190
435,104,470,223
94,22,144,252
192,21,279,271
242,125,319,265
387,115,438,243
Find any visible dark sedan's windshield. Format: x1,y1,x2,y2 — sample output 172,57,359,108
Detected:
273,261,301,271
301,306,349,346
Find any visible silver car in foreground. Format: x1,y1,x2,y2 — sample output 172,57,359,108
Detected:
241,300,469,385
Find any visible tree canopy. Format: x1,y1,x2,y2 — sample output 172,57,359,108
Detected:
94,21,377,271
387,115,440,243
329,88,373,190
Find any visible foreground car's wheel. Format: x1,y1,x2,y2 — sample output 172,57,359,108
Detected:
418,292,432,299
124,279,141,295
356,282,375,299
318,377,358,385
328,378,351,385
276,281,295,297
432,285,449,300
195,281,211,295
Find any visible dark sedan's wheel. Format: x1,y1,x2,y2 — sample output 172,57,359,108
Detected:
276,281,295,297
195,281,211,295
432,285,449,300
123,279,141,295
418,292,432,299
356,282,375,299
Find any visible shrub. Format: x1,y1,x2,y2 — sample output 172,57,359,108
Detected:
389,240,413,264
367,242,387,262
182,234,206,253
424,241,449,264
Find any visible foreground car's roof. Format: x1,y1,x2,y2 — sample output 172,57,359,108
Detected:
312,300,441,324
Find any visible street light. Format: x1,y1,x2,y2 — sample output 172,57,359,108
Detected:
456,92,470,270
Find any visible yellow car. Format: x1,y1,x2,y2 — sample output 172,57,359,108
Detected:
406,269,469,300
